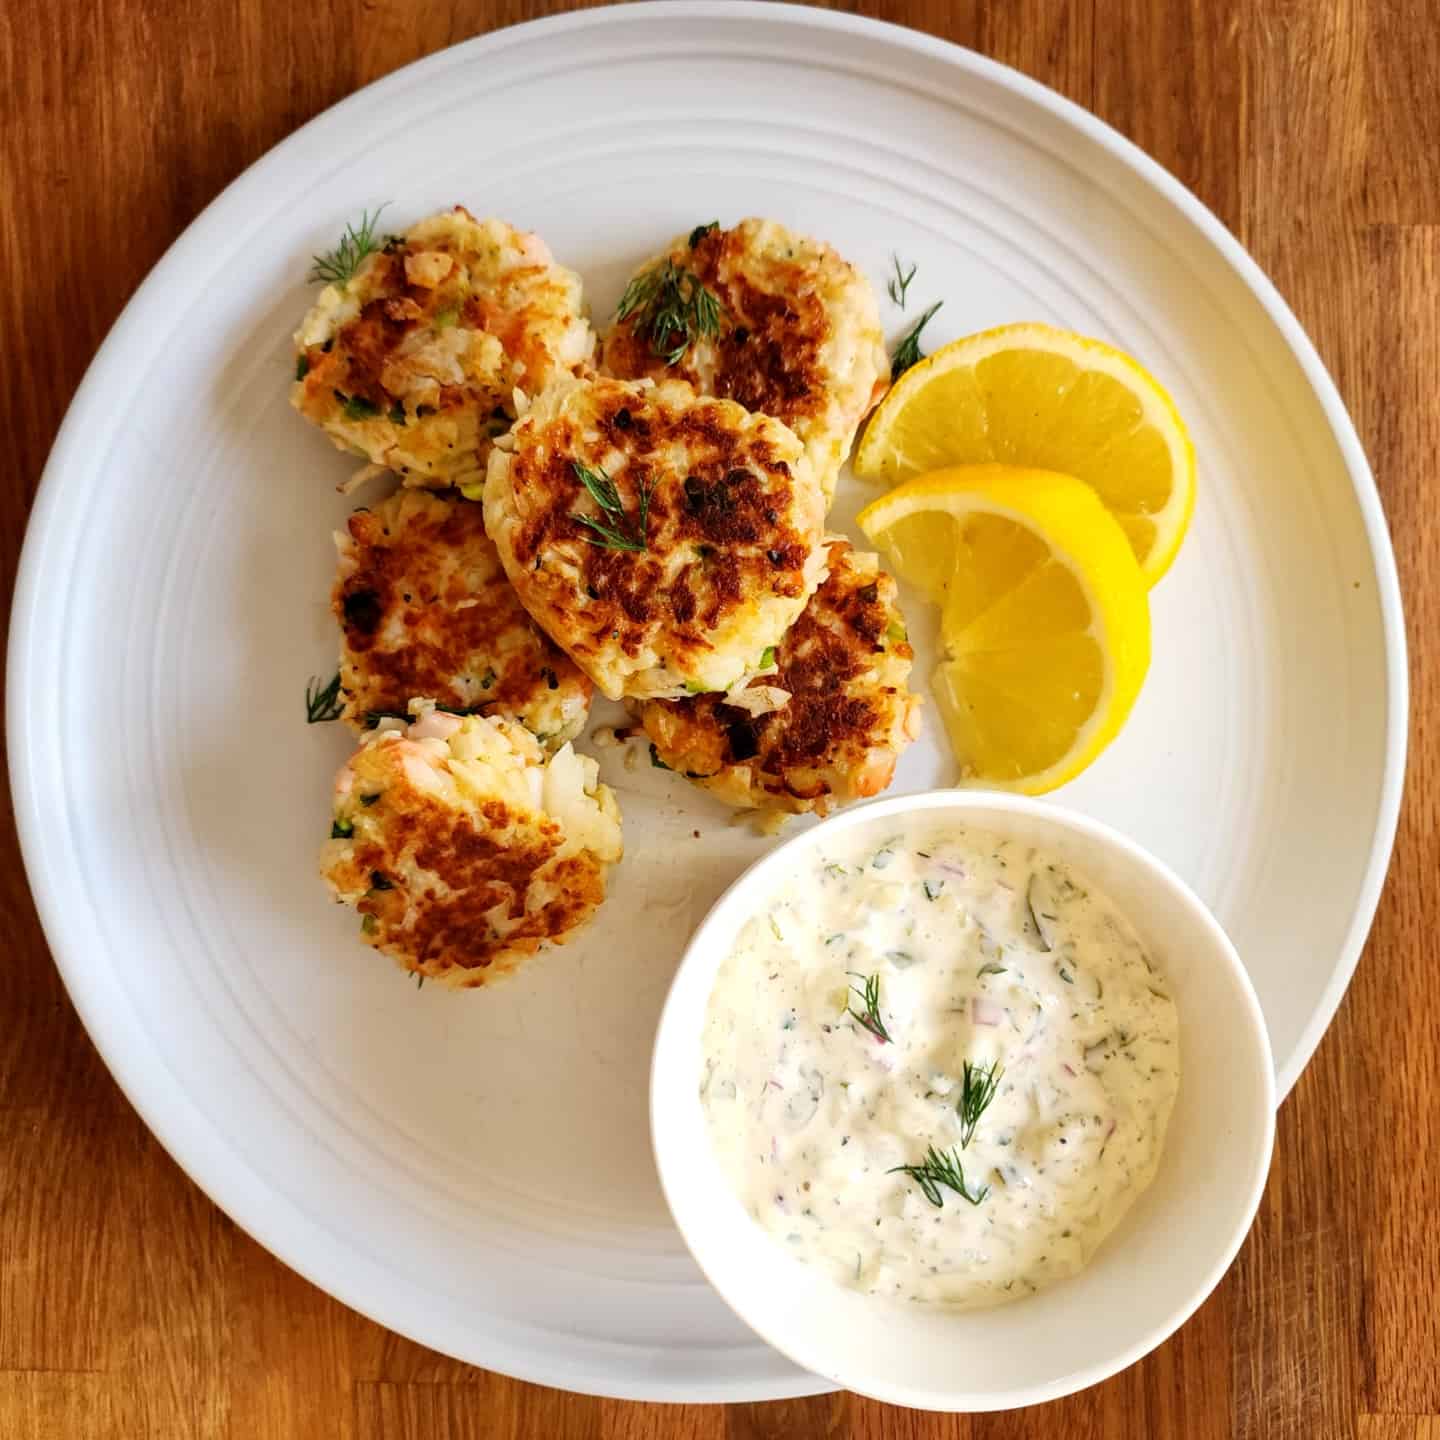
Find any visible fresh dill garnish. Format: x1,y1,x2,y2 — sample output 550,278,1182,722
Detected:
977,962,1008,978
957,1059,1004,1148
758,645,777,670
888,1144,988,1208
649,743,671,770
571,460,651,551
414,972,425,990
688,220,719,249
846,972,891,1044
309,205,389,286
887,254,917,308
295,355,310,382
890,300,943,380
616,258,724,365
330,819,353,840
306,672,344,723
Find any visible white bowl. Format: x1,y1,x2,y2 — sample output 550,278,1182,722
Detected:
650,790,1276,1411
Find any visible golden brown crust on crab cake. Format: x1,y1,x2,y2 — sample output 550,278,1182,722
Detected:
332,488,591,745
600,218,888,504
482,374,828,701
639,540,922,815
292,208,593,491
320,710,622,987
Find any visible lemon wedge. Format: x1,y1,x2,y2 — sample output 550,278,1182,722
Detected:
856,322,1195,586
857,465,1150,794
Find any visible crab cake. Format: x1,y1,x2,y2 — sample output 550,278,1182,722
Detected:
600,218,888,503
483,374,828,701
639,540,922,815
321,708,622,987
333,487,590,745
292,208,594,491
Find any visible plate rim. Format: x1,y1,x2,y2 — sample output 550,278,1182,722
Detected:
7,0,1407,1402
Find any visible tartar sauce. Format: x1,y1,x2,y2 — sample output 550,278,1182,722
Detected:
699,824,1180,1308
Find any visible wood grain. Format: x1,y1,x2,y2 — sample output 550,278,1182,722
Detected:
1,1,1436,1435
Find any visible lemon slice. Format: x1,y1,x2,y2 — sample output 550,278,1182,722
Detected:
857,465,1150,794
855,322,1195,586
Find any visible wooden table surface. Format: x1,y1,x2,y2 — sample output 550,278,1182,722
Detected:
2,1,1437,1435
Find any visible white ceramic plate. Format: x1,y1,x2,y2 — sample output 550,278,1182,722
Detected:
9,2,1405,1404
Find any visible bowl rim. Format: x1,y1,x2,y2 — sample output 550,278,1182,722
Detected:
649,787,1278,1410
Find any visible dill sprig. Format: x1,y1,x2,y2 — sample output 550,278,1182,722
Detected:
888,1144,989,1208
845,971,891,1044
309,205,389,286
306,672,344,723
887,254,917,308
890,300,943,380
616,258,724,365
571,460,651,551
957,1059,1004,1148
